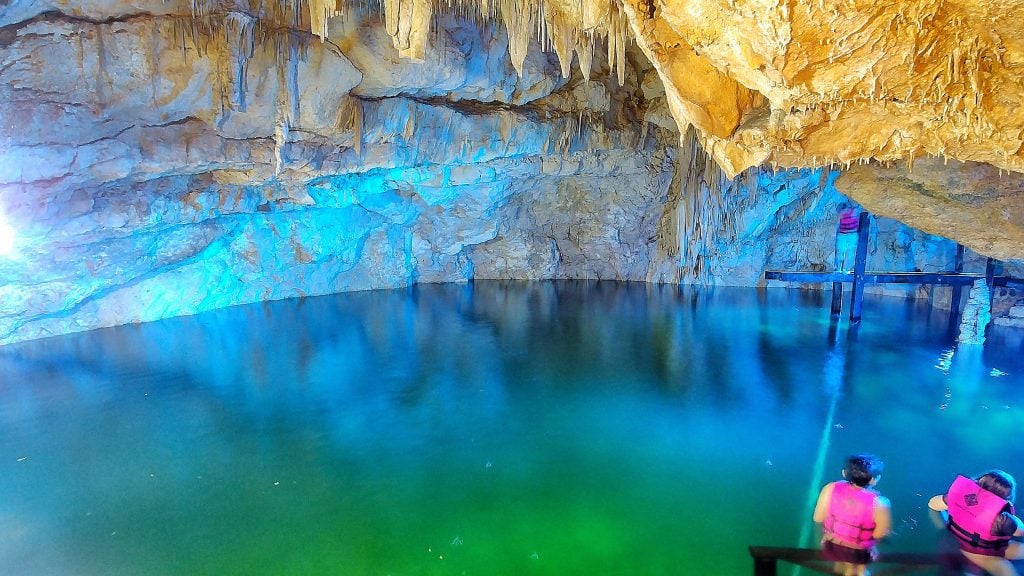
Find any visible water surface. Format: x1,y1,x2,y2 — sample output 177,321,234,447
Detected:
1,281,1022,575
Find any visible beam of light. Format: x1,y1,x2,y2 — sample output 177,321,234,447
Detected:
793,346,845,576
0,213,15,258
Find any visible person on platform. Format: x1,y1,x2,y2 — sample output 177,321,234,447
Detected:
835,203,860,273
813,454,892,576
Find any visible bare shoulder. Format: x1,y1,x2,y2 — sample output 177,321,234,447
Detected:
815,481,836,498
813,482,837,522
875,494,891,508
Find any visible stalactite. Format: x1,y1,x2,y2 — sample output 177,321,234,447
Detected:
380,0,434,60
191,0,216,19
606,7,616,76
551,23,574,78
224,12,257,111
269,32,302,176
498,0,534,77
383,0,401,37
184,0,631,97
336,96,364,156
403,107,417,142
287,35,301,124
602,3,626,86
179,20,188,60
677,127,730,284
498,110,514,143
308,0,340,40
614,5,625,86
576,32,593,81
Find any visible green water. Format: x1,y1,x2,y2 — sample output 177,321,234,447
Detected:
1,281,1022,575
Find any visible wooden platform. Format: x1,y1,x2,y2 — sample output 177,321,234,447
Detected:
763,212,1021,323
764,271,991,285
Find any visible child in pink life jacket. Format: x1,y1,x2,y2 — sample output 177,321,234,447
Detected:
929,470,1024,576
834,203,860,273
813,454,893,576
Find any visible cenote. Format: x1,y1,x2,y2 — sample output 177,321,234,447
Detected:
1,281,1022,576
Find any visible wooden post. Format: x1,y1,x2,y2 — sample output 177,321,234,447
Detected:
985,258,1000,340
849,212,870,323
950,244,966,306
948,244,966,334
831,282,843,317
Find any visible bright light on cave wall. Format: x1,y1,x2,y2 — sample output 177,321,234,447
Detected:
0,213,16,257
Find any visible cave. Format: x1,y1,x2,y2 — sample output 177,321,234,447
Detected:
0,0,1022,574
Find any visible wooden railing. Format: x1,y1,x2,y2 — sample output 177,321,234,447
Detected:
749,546,965,576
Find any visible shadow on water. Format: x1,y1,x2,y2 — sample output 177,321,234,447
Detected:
0,281,1023,576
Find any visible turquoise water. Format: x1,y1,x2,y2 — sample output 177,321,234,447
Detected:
0,281,1022,576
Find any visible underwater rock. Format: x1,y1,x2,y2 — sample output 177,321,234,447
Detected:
957,279,992,345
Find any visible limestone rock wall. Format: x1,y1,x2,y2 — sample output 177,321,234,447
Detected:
0,1,1015,346
0,5,676,344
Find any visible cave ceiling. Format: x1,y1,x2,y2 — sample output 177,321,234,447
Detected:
301,0,1024,178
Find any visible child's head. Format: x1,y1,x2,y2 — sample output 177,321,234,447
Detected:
844,454,884,487
976,470,1017,503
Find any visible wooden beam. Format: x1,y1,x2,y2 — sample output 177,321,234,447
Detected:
764,271,987,285
862,273,982,285
994,276,1024,288
765,271,852,282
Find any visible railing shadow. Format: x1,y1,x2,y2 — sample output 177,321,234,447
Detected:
749,546,967,576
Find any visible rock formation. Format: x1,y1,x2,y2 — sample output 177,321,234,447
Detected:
958,279,992,344
0,0,1021,344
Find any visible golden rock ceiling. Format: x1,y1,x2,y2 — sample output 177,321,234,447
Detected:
300,0,1024,178
633,0,1024,178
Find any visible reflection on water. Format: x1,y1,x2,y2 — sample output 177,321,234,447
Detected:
0,281,1022,576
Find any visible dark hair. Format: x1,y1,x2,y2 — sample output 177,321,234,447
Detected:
977,470,1017,503
845,454,884,487
993,512,1018,538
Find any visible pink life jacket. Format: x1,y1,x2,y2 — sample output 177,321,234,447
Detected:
946,475,1015,556
838,211,859,234
824,481,878,549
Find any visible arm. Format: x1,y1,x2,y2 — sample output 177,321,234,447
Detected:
927,494,949,529
812,483,833,523
928,494,947,512
873,496,893,540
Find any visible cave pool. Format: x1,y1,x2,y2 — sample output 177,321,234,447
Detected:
1,280,1023,576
